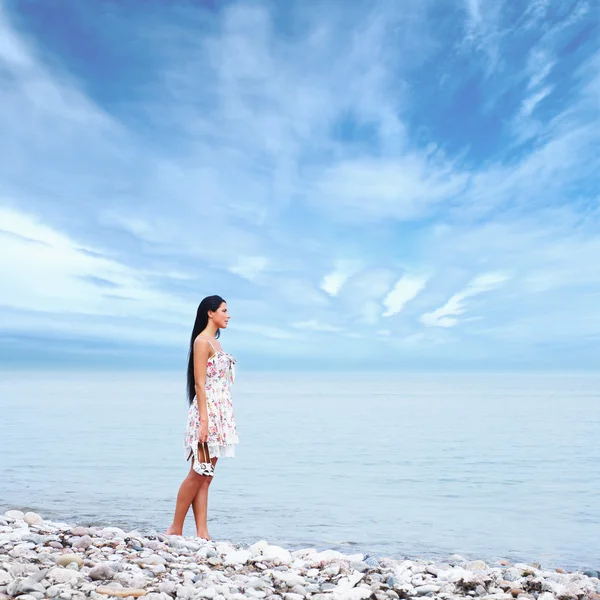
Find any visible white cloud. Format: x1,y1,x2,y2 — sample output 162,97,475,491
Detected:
0,206,189,328
520,85,552,117
320,260,362,297
228,256,268,280
315,156,468,221
420,271,510,328
320,271,348,297
382,274,428,317
291,320,342,333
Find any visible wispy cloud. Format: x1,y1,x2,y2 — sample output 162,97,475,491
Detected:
383,275,428,317
420,272,511,328
228,256,269,281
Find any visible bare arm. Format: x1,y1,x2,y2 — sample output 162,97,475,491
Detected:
193,337,211,441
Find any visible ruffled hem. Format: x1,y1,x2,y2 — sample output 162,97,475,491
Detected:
184,441,237,459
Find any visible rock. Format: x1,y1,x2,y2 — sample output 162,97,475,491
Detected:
261,544,292,565
5,510,25,521
350,560,371,572
414,584,440,595
90,564,114,581
584,570,599,578
139,554,166,566
16,578,46,594
538,593,556,600
223,550,251,566
364,556,379,569
504,568,522,582
24,512,42,525
150,564,166,575
29,569,49,583
272,572,305,587
72,535,93,550
449,554,467,563
158,581,177,595
96,586,147,597
47,567,84,584
0,570,11,586
56,554,84,567
466,560,488,571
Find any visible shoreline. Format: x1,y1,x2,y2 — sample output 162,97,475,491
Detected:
1,510,598,600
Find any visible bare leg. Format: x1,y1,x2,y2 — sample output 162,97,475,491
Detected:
166,464,210,536
192,457,218,539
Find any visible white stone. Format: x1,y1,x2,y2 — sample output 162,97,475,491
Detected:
72,535,93,550
0,569,12,585
151,564,166,575
23,512,42,526
158,581,176,595
5,510,25,520
466,560,488,571
223,550,251,566
538,593,556,600
414,584,441,595
139,554,166,566
322,563,341,577
216,542,234,555
333,588,371,600
272,571,305,587
261,544,292,565
449,554,467,562
101,527,127,538
47,567,84,584
245,577,268,589
244,589,266,599
437,566,474,582
249,540,269,556
175,584,194,599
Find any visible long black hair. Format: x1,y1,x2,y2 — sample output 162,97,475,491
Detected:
187,295,225,405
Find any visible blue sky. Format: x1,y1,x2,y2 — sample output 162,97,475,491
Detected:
0,0,598,370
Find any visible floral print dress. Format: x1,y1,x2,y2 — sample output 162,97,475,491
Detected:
184,338,238,474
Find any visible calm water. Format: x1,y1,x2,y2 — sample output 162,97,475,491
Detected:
0,371,598,570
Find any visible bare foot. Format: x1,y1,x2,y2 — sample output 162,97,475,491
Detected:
196,530,211,541
166,526,182,536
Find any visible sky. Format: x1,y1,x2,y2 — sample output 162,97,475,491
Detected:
0,0,598,371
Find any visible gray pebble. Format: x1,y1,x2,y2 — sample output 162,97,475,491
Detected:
89,564,113,581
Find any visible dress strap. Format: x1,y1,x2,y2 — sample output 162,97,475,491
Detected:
198,334,217,352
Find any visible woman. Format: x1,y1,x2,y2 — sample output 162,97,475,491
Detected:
166,295,238,539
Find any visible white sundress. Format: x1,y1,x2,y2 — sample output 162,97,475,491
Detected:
184,337,238,475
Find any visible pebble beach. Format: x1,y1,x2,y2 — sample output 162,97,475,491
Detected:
1,510,598,600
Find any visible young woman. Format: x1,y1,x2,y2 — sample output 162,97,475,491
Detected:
166,295,238,539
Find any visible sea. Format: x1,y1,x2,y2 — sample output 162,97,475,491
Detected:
0,370,598,571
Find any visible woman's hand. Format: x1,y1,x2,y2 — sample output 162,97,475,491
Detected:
198,418,209,443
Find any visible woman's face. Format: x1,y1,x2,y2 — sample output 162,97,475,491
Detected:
210,302,230,329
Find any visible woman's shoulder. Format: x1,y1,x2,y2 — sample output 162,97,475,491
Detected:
193,335,214,352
